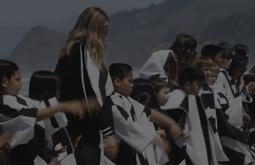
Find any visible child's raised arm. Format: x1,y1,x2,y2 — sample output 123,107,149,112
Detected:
150,109,187,139
36,98,100,121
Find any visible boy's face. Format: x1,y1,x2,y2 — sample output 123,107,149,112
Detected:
207,72,217,86
185,80,203,96
213,51,223,67
157,87,170,106
2,70,22,96
221,58,232,69
114,72,133,97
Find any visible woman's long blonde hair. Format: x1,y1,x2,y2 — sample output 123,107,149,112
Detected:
61,7,109,69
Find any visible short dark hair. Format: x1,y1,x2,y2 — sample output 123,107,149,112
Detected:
201,44,222,59
29,70,61,101
109,63,132,80
131,78,159,109
218,42,234,60
170,33,197,67
233,44,249,64
178,66,205,87
0,59,19,82
148,75,168,93
228,59,246,78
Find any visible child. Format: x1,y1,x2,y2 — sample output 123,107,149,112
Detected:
131,76,169,110
29,70,77,165
0,59,96,165
132,76,172,160
162,65,228,165
139,49,178,90
195,57,255,165
148,75,170,108
0,132,11,165
104,63,184,165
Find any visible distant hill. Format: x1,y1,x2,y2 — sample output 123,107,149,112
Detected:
7,0,255,72
106,0,255,68
0,26,28,57
9,26,66,73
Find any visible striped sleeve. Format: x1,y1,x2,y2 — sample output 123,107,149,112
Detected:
0,104,38,147
0,104,38,119
99,97,114,138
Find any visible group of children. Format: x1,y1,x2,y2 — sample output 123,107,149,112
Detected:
1,14,255,165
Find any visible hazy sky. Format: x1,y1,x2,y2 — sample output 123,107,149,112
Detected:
0,0,164,27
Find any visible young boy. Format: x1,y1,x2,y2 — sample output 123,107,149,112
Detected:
102,63,184,165
162,65,228,165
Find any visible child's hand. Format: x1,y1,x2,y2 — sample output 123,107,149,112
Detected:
60,98,100,119
85,97,100,111
157,129,167,139
243,110,251,129
60,101,86,119
246,82,255,94
0,133,11,158
168,124,187,139
73,135,82,149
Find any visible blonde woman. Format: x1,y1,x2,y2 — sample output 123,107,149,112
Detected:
55,7,117,165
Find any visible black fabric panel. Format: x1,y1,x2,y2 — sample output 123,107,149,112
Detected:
217,93,229,112
44,99,59,128
0,104,37,119
99,66,108,102
9,124,48,165
16,96,27,106
75,142,100,165
116,141,137,165
221,146,245,165
99,97,115,138
200,93,215,109
19,108,38,118
116,105,129,120
216,109,247,143
196,96,212,165
130,105,136,122
137,153,149,165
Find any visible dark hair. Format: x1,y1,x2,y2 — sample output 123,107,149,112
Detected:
0,59,19,99
218,42,234,60
29,70,61,101
0,60,19,103
233,44,249,65
148,75,168,94
194,56,214,69
228,59,246,79
131,78,159,109
177,66,205,87
163,52,178,89
250,65,255,76
109,63,132,81
170,33,197,67
201,44,222,59
0,59,19,82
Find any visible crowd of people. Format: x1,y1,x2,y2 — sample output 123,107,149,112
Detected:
0,6,255,165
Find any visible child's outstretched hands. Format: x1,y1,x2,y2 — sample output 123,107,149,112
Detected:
168,122,188,139
59,97,100,119
0,132,11,158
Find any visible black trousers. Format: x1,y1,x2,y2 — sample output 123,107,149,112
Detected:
75,142,100,165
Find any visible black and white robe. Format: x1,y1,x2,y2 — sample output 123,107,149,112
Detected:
214,70,254,165
102,92,167,165
139,50,175,79
55,42,114,165
162,89,227,165
2,95,76,165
